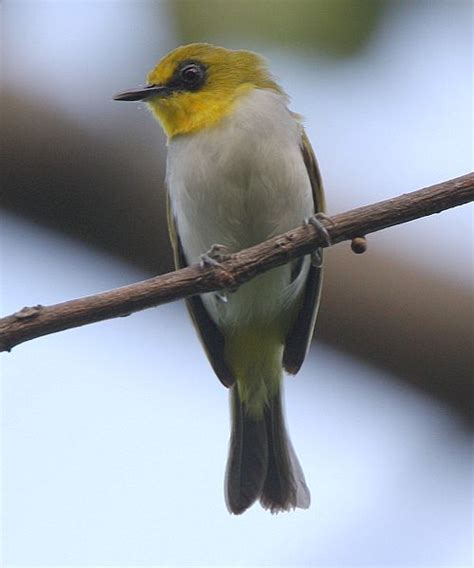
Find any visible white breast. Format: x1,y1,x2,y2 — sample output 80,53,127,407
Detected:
166,88,314,329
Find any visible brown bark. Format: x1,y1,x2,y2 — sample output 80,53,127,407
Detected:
1,172,473,353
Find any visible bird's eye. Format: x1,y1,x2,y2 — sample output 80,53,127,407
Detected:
180,64,202,84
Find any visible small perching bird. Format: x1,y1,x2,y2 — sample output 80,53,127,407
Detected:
114,43,325,514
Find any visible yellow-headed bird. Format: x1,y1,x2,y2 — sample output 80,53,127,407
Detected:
115,44,325,514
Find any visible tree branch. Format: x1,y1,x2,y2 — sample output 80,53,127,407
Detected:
1,172,473,353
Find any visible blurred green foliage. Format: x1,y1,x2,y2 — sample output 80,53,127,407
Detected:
170,0,385,56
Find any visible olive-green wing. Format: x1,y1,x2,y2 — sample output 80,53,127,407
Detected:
166,192,235,387
283,130,325,375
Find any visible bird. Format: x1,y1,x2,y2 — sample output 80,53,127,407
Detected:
114,43,325,514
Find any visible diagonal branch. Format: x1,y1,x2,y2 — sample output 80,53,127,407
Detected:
1,172,473,353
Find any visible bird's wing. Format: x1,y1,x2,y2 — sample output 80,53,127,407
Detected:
166,191,235,387
282,130,325,375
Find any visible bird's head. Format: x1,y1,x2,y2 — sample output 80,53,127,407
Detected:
114,43,283,139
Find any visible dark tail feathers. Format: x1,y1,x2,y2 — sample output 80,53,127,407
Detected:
225,385,310,514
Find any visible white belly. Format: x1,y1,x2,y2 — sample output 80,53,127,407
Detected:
166,89,314,330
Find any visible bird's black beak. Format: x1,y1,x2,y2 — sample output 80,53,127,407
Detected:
113,84,170,102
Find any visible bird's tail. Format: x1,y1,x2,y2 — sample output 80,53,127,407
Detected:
225,384,311,514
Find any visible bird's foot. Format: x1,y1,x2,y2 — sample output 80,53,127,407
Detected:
310,248,323,268
216,290,229,303
200,244,232,268
304,213,334,268
200,244,234,303
305,213,333,246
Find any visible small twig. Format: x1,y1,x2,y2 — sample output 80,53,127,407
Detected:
1,172,473,353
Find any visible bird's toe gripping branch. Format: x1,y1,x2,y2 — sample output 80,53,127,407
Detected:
307,213,333,245
305,213,368,262
305,213,334,267
200,244,232,268
200,244,235,303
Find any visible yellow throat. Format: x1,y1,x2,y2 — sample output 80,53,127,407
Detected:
144,43,284,139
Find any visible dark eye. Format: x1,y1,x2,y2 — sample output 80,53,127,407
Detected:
180,64,202,84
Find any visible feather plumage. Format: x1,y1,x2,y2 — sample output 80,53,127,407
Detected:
164,88,323,513
149,45,325,514
283,131,325,374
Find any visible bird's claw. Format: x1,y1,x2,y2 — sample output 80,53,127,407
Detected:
216,290,229,303
200,244,233,302
200,244,231,268
200,253,220,268
305,213,334,268
311,249,324,268
305,213,333,247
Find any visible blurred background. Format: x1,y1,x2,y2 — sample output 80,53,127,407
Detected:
1,1,472,566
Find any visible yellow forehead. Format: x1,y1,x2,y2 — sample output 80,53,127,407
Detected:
146,43,276,89
148,44,219,84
